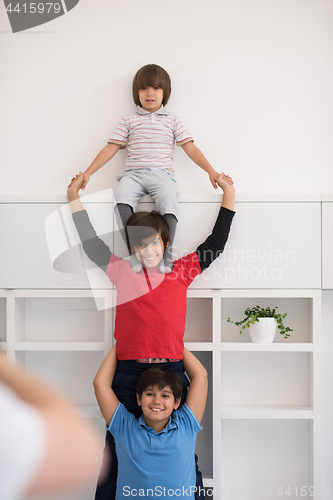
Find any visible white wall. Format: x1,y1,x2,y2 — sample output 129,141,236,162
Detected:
1,0,333,196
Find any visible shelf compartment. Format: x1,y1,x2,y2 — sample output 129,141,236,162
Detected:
220,342,313,352
33,483,97,500
14,297,107,342
79,404,104,419
221,297,313,343
185,342,212,351
202,478,214,488
16,351,105,406
14,341,106,351
220,419,311,498
221,406,314,419
221,352,311,407
194,351,213,481
184,298,212,342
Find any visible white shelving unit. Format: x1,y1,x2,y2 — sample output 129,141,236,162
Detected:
0,194,326,499
1,289,115,420
184,289,321,496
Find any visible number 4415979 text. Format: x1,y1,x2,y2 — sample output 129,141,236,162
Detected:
5,3,61,14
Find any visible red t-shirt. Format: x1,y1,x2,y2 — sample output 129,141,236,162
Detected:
106,252,201,360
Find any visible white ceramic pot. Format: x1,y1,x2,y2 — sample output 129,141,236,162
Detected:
248,317,277,343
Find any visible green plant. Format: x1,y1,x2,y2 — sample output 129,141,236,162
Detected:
227,305,292,339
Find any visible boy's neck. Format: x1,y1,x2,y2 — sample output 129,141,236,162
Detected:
141,104,163,114
142,415,171,434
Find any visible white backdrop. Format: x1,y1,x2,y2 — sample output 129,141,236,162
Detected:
1,0,333,196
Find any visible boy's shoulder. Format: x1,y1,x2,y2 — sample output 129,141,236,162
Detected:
108,402,136,433
119,111,138,121
172,403,203,436
171,251,202,283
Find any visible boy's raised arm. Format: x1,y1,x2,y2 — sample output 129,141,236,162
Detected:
93,344,119,426
67,172,112,272
218,172,235,211
67,172,85,213
183,348,208,424
196,172,235,272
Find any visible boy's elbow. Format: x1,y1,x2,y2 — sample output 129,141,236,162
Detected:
93,375,101,392
93,375,110,399
196,365,208,384
201,368,209,396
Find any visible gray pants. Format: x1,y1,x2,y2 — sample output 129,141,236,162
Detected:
115,168,179,220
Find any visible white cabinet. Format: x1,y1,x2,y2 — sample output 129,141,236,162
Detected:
178,201,321,289
185,289,321,496
0,203,84,288
0,198,321,290
131,199,322,289
2,289,114,423
0,195,326,499
0,202,114,289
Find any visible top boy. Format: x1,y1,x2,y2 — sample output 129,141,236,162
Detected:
69,64,220,272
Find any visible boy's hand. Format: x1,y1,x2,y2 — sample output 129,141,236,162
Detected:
67,173,85,210
208,169,220,190
217,173,235,211
67,172,85,200
68,171,90,190
68,172,85,191
216,172,234,190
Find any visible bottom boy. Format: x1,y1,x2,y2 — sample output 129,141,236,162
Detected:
93,346,208,500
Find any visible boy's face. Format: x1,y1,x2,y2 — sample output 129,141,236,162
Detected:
134,232,167,268
137,384,180,431
138,86,164,113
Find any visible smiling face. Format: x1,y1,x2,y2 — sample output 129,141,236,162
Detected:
138,86,164,113
134,232,167,268
137,384,180,432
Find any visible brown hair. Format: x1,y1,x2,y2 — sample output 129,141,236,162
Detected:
136,367,183,402
125,211,170,253
132,64,171,107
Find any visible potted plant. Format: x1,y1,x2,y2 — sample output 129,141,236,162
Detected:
227,305,292,343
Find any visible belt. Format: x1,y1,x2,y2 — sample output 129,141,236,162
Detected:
136,358,180,364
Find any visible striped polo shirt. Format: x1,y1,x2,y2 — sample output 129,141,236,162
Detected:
108,106,194,169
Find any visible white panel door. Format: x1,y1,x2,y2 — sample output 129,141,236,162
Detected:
89,199,320,289
0,203,113,289
174,202,321,289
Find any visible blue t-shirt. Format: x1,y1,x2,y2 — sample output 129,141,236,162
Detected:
109,402,202,499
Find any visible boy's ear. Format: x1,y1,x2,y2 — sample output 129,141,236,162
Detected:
136,393,142,407
173,398,181,410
